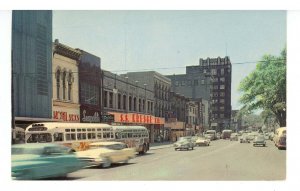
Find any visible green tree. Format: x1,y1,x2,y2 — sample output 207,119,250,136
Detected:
239,48,286,127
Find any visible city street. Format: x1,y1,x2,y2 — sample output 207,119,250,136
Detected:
60,139,285,181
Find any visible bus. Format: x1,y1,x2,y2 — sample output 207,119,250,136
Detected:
24,122,150,154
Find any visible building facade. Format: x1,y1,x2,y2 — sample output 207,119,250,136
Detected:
186,57,232,132
12,10,53,127
103,70,164,143
77,50,102,123
52,40,81,122
121,71,171,142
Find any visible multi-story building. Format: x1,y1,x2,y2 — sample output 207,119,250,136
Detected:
186,56,232,132
166,69,210,132
103,70,164,143
52,39,81,122
12,10,53,128
231,110,242,132
77,50,102,123
121,71,171,142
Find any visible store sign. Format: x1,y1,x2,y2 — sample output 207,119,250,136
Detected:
109,112,165,125
53,111,80,122
82,110,100,123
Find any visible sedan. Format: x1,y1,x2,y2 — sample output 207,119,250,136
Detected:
253,135,266,147
76,141,135,168
174,137,194,151
195,137,210,146
11,143,86,180
230,133,238,141
240,134,250,143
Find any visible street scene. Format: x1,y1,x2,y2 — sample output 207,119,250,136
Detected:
62,138,286,181
5,9,289,188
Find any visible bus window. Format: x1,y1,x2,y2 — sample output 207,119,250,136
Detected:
53,133,64,142
66,134,71,140
88,133,96,139
71,133,76,140
103,132,110,138
97,133,102,139
115,133,120,139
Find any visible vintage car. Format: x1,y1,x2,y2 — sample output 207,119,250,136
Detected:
230,133,239,141
253,135,266,147
11,143,85,180
240,134,250,143
195,137,210,146
174,137,194,151
75,141,136,168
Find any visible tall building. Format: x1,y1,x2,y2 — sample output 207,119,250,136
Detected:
12,10,53,127
187,56,232,132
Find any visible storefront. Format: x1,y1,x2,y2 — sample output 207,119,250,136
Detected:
108,112,165,143
52,103,80,122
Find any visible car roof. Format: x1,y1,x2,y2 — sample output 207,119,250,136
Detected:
12,143,62,149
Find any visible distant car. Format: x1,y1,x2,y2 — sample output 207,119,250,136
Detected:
246,133,256,142
253,135,266,147
195,137,210,146
273,127,286,150
76,141,136,168
11,143,85,180
174,137,194,151
204,134,214,141
230,133,238,141
240,134,250,143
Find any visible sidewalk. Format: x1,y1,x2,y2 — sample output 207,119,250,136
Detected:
149,141,174,150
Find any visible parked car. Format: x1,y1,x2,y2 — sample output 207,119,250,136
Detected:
11,143,85,180
253,135,266,147
230,133,238,141
195,137,210,146
75,141,136,168
240,134,250,143
273,127,286,150
204,134,214,141
174,137,194,151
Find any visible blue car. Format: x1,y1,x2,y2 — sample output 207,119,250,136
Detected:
12,143,86,180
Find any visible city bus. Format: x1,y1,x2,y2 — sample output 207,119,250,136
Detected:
24,122,149,154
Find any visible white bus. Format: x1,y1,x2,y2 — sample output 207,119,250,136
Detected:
25,122,149,154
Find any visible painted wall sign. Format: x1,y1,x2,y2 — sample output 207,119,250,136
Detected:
53,111,80,122
109,112,165,125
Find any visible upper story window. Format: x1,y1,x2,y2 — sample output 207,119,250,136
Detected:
56,70,61,99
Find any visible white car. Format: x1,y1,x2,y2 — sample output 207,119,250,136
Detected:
76,141,136,168
195,137,210,146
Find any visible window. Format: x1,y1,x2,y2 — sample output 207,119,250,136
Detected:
201,79,205,85
104,91,108,107
221,69,224,75
220,85,225,89
175,81,179,87
62,71,66,100
56,70,61,99
68,72,72,101
211,69,217,75
109,92,113,108
220,77,225,83
81,82,99,105
118,93,121,109
88,133,96,139
123,95,127,110
53,133,64,142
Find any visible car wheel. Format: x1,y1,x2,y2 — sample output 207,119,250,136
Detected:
191,147,194,150
102,158,112,168
174,148,177,151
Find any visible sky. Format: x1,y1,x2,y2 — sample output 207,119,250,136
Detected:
53,10,286,110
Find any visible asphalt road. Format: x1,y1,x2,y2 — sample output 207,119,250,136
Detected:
62,139,286,181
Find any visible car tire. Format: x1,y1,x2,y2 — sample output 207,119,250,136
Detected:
191,147,194,150
102,158,112,168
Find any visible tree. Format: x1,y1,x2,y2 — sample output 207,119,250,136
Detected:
239,48,286,127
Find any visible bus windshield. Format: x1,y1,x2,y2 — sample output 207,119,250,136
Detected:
27,133,52,143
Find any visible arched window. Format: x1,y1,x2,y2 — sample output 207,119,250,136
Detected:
62,71,66,100
56,70,61,99
68,72,73,101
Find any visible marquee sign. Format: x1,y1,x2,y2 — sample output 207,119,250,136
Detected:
108,112,164,125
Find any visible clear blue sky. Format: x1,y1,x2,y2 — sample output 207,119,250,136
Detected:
53,10,286,110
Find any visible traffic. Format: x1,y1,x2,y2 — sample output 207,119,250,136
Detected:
11,122,286,180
